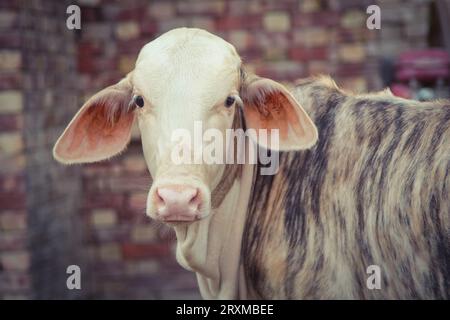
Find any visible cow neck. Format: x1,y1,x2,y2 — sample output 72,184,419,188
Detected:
173,160,254,299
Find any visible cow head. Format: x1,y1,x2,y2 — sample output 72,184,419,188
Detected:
53,28,318,224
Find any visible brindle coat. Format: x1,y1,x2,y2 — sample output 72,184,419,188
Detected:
242,77,450,299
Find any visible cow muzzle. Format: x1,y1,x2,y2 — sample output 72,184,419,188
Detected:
146,180,210,223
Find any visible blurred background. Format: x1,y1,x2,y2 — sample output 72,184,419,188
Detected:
0,0,449,299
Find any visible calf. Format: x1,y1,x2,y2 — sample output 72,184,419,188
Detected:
53,28,449,299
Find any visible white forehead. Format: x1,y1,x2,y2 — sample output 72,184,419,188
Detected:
133,28,241,102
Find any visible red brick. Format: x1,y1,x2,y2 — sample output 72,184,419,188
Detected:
78,41,104,57
77,55,94,74
84,193,125,209
0,230,27,251
85,225,129,243
0,74,22,90
117,39,148,55
0,192,26,210
109,175,150,192
116,207,147,223
336,63,366,77
0,0,21,9
127,193,148,211
80,6,103,22
95,57,118,73
0,32,21,49
140,20,157,36
83,162,122,177
289,47,329,61
0,114,23,131
216,15,261,30
117,6,147,21
123,155,148,173
92,261,125,277
177,1,225,15
0,175,25,192
0,273,31,291
293,12,339,27
122,243,171,260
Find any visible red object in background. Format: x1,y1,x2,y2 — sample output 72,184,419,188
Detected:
390,83,412,99
395,49,449,82
390,49,450,100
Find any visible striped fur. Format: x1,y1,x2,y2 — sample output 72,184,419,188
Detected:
242,76,450,299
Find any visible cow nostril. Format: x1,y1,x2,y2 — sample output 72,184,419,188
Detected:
156,185,200,209
156,188,166,206
189,189,200,206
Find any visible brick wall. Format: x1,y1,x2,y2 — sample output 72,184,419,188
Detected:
0,0,85,299
0,0,32,299
0,0,434,299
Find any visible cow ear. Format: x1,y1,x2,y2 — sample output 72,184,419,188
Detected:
53,77,135,164
241,76,318,151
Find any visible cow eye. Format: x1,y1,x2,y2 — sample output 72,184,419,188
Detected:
134,95,144,108
225,96,235,108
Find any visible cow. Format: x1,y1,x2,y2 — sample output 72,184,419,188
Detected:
53,28,450,299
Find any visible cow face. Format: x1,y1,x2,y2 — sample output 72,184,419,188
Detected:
53,28,318,224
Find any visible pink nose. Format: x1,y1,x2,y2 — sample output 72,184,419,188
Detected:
155,185,201,221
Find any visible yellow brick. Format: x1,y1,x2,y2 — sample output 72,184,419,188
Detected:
0,212,26,230
90,209,117,227
0,91,23,114
293,28,332,47
116,22,139,40
148,2,175,18
300,0,321,13
126,260,158,275
99,244,121,262
1,251,29,271
263,12,290,32
341,10,366,29
229,30,250,51
0,133,23,155
131,225,158,243
190,17,215,31
338,44,366,63
118,56,135,74
0,50,21,71
341,77,368,93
